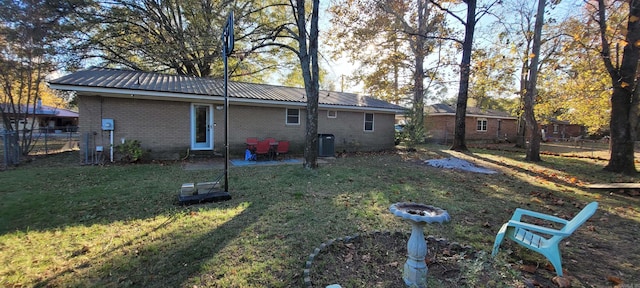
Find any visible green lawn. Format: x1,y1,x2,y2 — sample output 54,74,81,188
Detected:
0,145,638,287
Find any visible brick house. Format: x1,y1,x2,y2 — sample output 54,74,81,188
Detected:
48,67,405,161
425,104,518,144
539,119,585,141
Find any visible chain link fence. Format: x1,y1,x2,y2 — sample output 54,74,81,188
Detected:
0,130,20,169
29,130,80,156
0,130,80,169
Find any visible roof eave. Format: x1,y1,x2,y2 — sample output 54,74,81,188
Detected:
49,83,403,113
428,112,517,120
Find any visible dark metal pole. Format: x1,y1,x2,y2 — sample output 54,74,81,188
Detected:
223,30,229,193
222,11,234,193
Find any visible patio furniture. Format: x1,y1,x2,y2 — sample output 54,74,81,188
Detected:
254,140,271,161
491,202,598,277
264,137,278,159
245,137,258,152
275,140,289,160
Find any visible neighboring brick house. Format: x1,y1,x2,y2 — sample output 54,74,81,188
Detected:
48,67,405,161
425,104,518,144
539,119,585,141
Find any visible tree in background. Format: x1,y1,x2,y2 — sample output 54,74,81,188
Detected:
0,0,83,159
427,0,501,151
242,0,321,168
329,0,449,144
534,27,611,135
281,64,333,91
537,4,614,136
488,0,570,149
70,0,284,82
521,0,546,161
467,47,517,110
448,0,477,151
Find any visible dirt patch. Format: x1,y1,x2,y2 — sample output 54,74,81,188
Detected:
307,231,533,288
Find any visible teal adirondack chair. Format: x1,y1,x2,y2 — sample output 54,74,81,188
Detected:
491,202,598,277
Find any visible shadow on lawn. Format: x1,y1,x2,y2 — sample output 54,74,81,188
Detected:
34,200,257,287
454,149,640,286
6,150,640,287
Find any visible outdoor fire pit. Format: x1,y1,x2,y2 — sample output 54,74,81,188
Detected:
390,202,450,288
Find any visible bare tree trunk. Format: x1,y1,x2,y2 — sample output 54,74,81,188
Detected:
450,0,476,151
298,0,320,169
410,0,427,144
523,0,545,162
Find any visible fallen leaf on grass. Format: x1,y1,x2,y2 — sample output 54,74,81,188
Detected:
71,245,90,257
519,265,537,273
344,253,353,263
530,197,544,204
553,276,572,287
545,263,567,275
607,275,623,285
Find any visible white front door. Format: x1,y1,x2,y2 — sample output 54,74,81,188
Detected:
191,103,214,150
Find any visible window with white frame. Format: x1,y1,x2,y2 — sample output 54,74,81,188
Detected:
476,118,488,131
364,113,374,131
327,110,337,118
286,108,300,125
553,124,559,134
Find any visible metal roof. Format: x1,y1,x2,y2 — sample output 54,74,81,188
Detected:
427,103,516,119
48,67,405,112
0,104,79,117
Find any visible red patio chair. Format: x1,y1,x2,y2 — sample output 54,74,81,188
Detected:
246,137,258,152
276,140,289,160
254,140,271,161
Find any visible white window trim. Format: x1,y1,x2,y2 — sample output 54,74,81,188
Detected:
286,108,301,125
364,113,374,132
476,118,488,132
327,110,337,118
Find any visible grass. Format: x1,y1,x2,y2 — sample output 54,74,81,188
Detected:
0,143,638,287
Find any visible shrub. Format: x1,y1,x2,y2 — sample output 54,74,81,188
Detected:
115,139,144,163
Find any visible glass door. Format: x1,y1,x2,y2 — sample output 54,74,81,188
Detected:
191,103,214,150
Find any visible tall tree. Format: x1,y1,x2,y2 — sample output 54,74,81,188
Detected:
71,0,283,81
329,0,448,145
450,0,477,151
595,0,639,174
523,0,545,161
427,0,501,151
491,0,569,148
0,0,83,159
244,0,321,168
296,0,320,169
540,12,612,135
